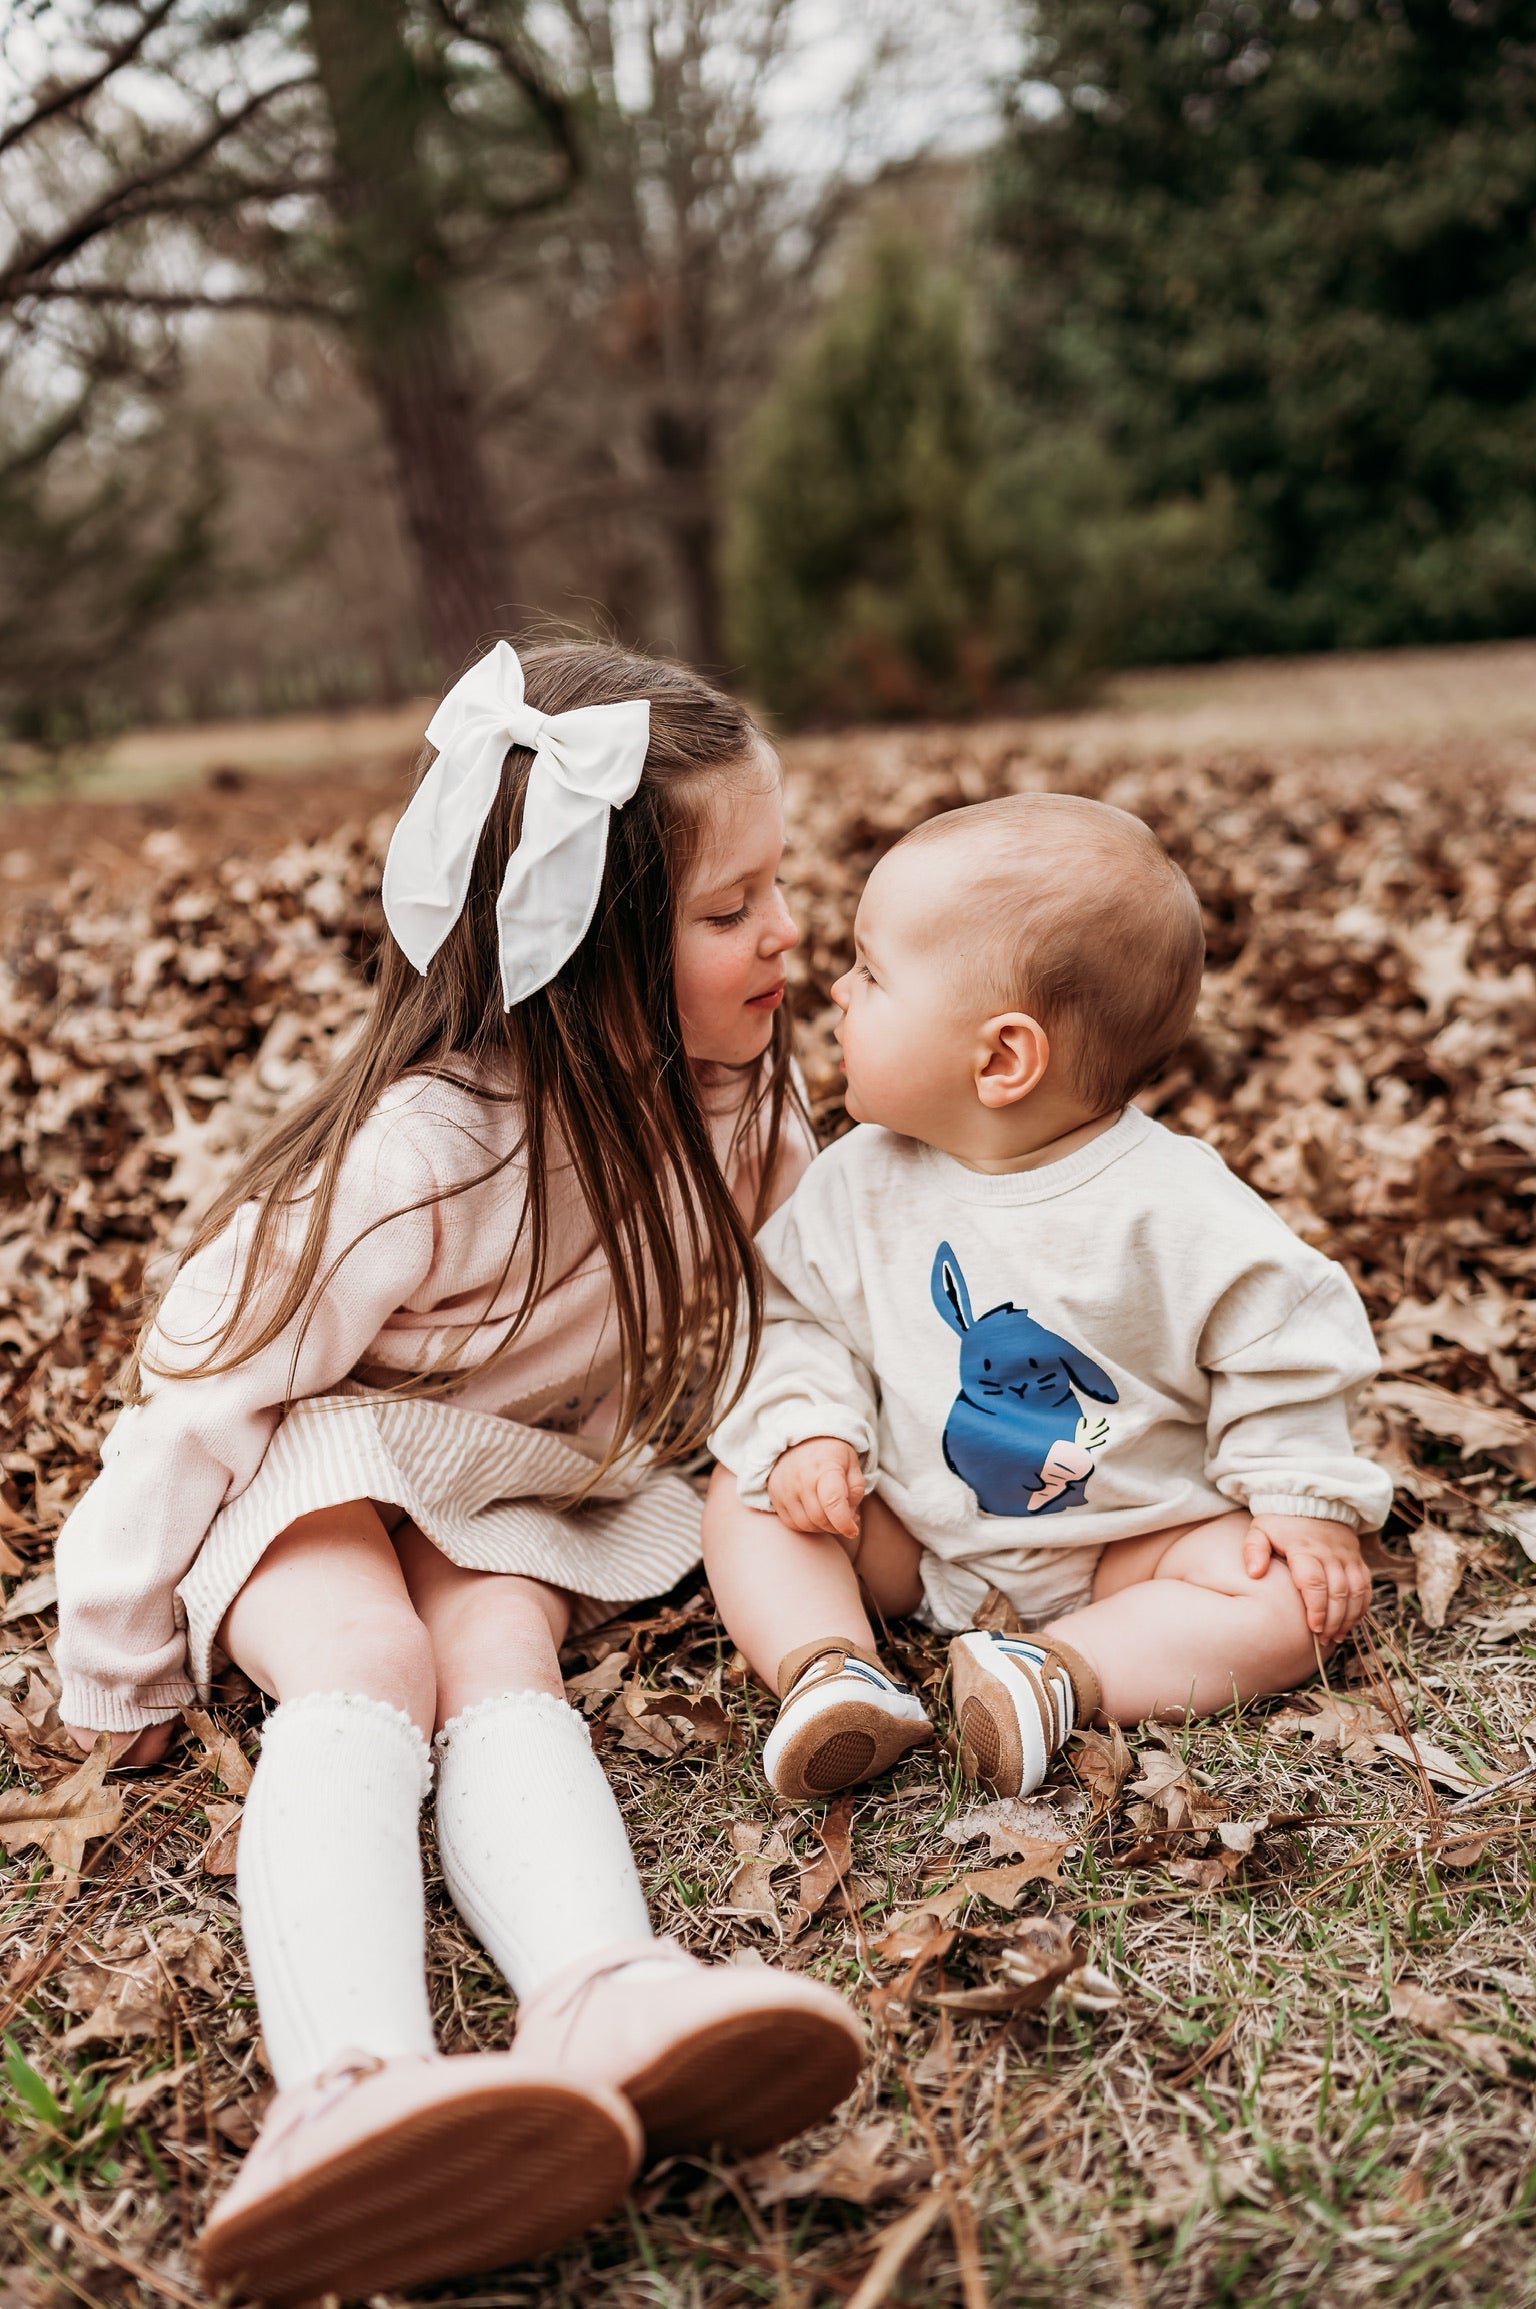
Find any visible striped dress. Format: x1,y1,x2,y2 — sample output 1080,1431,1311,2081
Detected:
54,1061,810,1733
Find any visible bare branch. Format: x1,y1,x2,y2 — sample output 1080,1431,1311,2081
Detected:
0,0,182,161
430,0,582,182
16,280,338,321
0,70,319,303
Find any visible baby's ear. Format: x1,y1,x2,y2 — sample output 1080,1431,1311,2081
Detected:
930,1241,971,1334
1063,1348,1118,1404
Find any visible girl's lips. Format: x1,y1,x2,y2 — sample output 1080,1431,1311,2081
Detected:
745,982,786,1010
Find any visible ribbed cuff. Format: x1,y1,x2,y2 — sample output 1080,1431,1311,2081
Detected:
55,1676,195,1734
1247,1494,1363,1530
733,1414,876,1512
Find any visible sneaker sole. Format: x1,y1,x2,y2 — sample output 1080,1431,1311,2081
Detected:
769,1699,933,1802
198,2080,638,2300
625,2003,866,2157
949,1641,1027,1796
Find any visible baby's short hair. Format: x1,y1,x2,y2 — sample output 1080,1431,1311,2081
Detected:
894,793,1205,1111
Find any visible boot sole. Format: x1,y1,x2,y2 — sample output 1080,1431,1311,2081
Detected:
198,2079,638,2301
769,1698,933,1801
949,1641,1026,1796
626,2004,865,2157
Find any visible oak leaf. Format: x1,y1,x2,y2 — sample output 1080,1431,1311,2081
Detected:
0,1732,122,1885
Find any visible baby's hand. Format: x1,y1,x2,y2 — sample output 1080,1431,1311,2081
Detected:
1245,1513,1371,1643
767,1438,865,1542
63,1721,177,1768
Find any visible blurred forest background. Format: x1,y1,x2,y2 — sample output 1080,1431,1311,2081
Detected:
2,0,1535,743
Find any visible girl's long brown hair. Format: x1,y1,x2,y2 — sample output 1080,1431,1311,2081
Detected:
134,641,796,1496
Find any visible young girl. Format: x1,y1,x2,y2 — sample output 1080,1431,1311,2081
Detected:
54,641,864,2302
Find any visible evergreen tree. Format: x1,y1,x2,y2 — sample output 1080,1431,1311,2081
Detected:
727,243,1002,720
992,0,1536,655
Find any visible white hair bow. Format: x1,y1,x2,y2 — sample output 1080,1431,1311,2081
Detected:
382,641,650,1008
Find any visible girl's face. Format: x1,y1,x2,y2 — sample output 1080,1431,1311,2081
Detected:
674,760,798,1066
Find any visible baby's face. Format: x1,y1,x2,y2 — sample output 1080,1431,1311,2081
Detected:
830,845,980,1141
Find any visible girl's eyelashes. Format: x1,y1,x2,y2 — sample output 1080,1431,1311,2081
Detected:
704,902,749,929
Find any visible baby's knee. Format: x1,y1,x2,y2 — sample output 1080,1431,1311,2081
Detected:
1249,1554,1322,1682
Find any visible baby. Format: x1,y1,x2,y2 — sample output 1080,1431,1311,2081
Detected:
703,794,1391,1802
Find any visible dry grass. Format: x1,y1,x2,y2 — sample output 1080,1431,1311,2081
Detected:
3,647,1536,2308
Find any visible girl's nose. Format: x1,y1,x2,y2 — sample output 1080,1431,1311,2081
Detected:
760,887,799,956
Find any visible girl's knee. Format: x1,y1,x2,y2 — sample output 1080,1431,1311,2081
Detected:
317,1599,437,1732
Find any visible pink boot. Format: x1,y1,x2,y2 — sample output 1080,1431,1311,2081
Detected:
513,1939,866,2158
198,2047,642,2302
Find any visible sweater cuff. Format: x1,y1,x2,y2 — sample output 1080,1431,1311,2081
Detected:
1246,1493,1363,1530
56,1675,195,1735
725,1409,877,1513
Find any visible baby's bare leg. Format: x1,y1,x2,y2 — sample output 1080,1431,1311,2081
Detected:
702,1465,924,1689
1044,1510,1320,1724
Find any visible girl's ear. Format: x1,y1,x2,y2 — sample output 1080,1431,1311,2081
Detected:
931,1241,972,1333
975,1013,1050,1109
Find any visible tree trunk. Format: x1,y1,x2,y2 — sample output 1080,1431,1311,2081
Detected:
648,402,722,669
307,0,508,671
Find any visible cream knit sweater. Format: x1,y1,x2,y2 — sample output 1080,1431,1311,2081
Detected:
57,1062,808,1729
710,1107,1392,1632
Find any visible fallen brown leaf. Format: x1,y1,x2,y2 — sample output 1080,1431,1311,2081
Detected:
636,1689,737,1747
202,1798,243,1874
941,1792,1083,1859
868,1926,957,2020
1372,1380,1536,1469
1372,1731,1487,1795
1,1563,57,1625
956,1850,1070,1908
725,1821,789,1922
60,1921,222,2044
562,1651,630,1709
181,1705,253,1793
743,2117,930,2207
1408,1523,1466,1628
1268,1690,1395,1765
1072,1721,1133,1814
932,1918,1081,2015
0,1732,123,1886
790,1794,854,1937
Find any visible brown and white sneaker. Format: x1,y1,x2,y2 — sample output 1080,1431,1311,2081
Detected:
763,1637,935,1801
948,1630,1101,1796
197,2047,641,2302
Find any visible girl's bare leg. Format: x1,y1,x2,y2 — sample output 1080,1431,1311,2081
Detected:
1044,1510,1319,1724
218,1499,437,1733
701,1463,924,1688
392,1524,569,1727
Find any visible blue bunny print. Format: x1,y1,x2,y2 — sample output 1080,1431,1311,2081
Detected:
931,1241,1118,1518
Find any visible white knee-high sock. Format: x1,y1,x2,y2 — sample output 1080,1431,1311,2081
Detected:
433,1692,654,2000
236,1691,438,2091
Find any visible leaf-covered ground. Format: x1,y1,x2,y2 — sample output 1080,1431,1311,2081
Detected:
3,651,1536,2308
